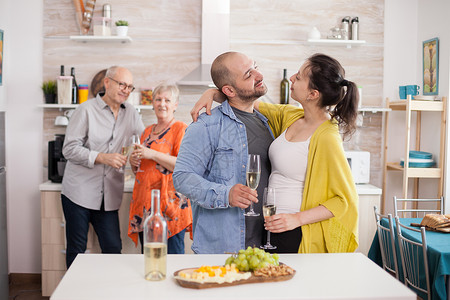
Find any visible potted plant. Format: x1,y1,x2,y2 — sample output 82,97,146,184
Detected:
115,20,129,37
41,80,57,104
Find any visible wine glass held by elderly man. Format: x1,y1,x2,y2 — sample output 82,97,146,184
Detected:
128,84,192,254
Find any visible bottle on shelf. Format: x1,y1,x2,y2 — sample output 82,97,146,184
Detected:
70,67,78,104
143,189,167,281
60,65,65,76
280,69,290,104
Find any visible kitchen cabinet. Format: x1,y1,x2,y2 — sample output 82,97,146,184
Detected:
382,96,447,212
39,182,140,296
355,184,382,256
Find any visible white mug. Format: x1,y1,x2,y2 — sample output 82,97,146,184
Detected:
64,109,75,119
55,115,69,126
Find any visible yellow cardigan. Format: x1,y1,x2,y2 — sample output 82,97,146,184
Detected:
259,102,358,253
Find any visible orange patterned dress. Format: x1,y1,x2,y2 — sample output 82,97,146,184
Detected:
128,120,192,246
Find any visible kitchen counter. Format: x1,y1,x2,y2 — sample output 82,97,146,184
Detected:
355,183,382,195
39,178,136,192
50,253,415,300
40,181,382,195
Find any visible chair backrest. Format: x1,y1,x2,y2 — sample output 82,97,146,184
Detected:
394,216,431,300
393,196,444,218
373,206,399,279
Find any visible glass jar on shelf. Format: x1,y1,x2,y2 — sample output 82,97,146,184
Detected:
92,17,112,36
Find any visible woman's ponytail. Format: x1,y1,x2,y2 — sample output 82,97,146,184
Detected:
331,79,359,138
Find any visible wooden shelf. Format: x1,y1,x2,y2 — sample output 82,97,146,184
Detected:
39,104,78,109
388,100,444,111
69,36,132,43
386,163,441,178
382,95,447,212
307,39,366,48
358,107,391,113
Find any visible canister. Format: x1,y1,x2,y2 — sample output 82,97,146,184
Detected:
93,17,112,36
78,84,89,103
103,4,111,18
57,76,73,104
341,16,351,40
351,17,359,40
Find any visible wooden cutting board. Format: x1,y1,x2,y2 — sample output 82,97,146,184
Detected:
173,266,296,289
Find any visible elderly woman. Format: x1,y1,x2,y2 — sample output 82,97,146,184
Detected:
128,84,192,254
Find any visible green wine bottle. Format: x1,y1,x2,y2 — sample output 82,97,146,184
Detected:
280,69,289,104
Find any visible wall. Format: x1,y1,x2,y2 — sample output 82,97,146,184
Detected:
229,1,385,185
8,0,385,273
43,0,385,183
4,0,44,273
383,0,450,214
382,0,419,213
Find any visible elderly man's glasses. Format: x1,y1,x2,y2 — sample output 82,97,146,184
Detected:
108,77,135,92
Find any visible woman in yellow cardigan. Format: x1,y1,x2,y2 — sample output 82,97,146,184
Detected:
192,53,359,253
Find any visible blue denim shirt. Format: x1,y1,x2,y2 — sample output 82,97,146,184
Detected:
173,100,273,254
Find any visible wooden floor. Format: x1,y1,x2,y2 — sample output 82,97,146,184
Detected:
9,274,48,300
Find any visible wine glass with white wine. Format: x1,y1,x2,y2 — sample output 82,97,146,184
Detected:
118,140,132,173
244,154,260,217
131,134,144,172
261,187,276,250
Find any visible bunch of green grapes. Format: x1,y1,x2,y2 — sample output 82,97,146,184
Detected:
224,246,280,272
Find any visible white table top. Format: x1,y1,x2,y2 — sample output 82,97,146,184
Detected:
50,253,415,300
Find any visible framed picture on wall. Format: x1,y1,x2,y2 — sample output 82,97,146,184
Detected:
0,29,3,86
423,37,439,95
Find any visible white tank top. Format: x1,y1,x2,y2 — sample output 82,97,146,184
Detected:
268,129,310,214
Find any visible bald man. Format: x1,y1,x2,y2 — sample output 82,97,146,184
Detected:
174,52,274,254
61,66,145,268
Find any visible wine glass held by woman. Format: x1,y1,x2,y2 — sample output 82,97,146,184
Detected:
261,187,276,250
129,134,143,172
128,84,192,255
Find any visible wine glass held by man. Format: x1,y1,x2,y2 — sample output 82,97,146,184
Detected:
245,154,261,217
191,53,359,254
128,84,192,255
117,139,132,173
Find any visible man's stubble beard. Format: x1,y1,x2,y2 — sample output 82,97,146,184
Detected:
234,84,268,103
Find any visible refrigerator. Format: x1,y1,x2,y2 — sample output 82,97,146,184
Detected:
0,112,7,299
